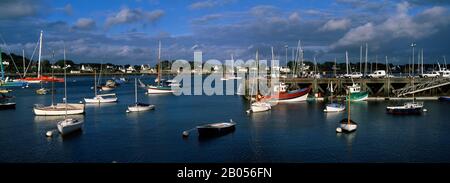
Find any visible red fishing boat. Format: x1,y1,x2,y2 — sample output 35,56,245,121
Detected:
261,83,310,102
16,30,64,83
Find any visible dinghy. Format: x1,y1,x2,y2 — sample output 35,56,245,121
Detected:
196,120,236,137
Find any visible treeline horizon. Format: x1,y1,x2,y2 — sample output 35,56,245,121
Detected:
1,52,448,74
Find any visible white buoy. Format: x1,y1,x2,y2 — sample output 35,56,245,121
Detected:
246,110,251,114
79,101,83,104
46,130,53,137
423,109,427,112
126,110,130,113
336,127,342,133
182,131,189,137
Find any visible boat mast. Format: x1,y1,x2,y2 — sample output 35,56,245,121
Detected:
334,58,337,77
0,47,4,81
157,40,162,86
347,92,351,125
51,50,55,107
64,46,67,119
37,30,43,78
94,70,97,97
365,43,368,76
135,78,138,104
22,49,26,77
360,45,362,73
345,51,349,75
256,49,259,100
421,49,424,75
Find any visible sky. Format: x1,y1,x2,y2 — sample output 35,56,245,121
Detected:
0,0,449,65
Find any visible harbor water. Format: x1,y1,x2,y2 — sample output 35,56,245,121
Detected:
1,76,450,163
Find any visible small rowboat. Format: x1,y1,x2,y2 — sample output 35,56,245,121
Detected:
183,119,236,138
196,120,236,137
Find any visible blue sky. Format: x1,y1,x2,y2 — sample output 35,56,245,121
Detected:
0,0,449,65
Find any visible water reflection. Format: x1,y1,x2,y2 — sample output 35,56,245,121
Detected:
34,115,85,123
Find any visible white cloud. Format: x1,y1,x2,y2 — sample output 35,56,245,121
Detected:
0,0,40,19
189,0,235,10
331,2,449,49
105,8,164,27
73,18,96,30
320,19,351,31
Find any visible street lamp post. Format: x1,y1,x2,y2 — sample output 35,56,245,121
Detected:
411,42,416,77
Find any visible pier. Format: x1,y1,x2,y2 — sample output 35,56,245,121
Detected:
244,77,450,98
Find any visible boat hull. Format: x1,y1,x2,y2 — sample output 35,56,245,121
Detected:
0,102,16,110
348,92,369,101
197,123,236,137
127,104,155,112
18,76,64,83
57,119,83,135
262,87,310,102
439,96,450,101
147,86,173,94
33,103,85,116
386,107,422,115
324,103,345,112
250,102,271,113
84,97,117,103
0,81,27,87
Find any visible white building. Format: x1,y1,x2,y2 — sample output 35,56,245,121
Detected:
81,65,93,72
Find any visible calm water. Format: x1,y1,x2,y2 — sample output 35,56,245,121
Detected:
1,76,450,163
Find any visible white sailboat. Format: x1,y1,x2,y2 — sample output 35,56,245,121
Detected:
336,91,357,133
127,78,155,112
84,70,118,103
324,81,345,112
247,50,271,113
57,52,83,135
147,41,174,94
34,49,85,116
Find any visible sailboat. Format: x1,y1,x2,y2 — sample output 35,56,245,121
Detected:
57,50,83,135
336,91,357,133
147,41,174,94
0,48,27,87
386,77,423,115
127,78,155,112
34,48,85,116
246,50,271,113
261,47,310,102
84,70,118,103
17,31,63,84
324,81,345,112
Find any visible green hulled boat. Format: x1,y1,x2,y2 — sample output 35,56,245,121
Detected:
346,83,368,101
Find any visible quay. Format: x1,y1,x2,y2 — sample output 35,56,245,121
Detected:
280,77,450,98
243,77,450,99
